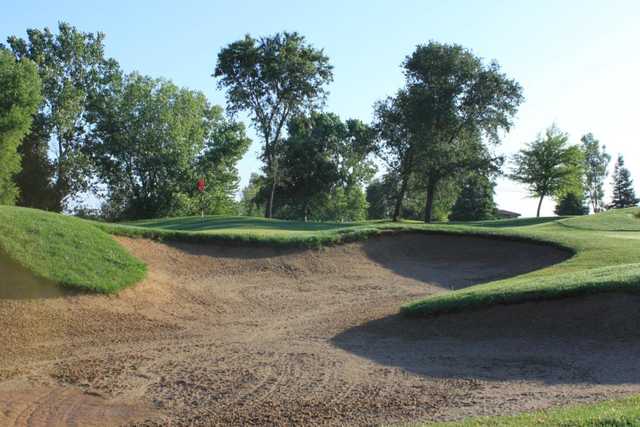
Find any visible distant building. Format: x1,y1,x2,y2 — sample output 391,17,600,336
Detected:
495,209,521,219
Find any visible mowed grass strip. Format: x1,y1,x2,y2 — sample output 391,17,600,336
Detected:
0,206,146,293
558,207,640,231
96,215,395,247
423,395,640,426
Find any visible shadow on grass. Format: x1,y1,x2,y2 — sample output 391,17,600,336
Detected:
332,293,640,385
0,252,75,299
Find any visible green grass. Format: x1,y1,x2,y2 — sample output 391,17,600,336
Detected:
559,207,640,231
4,207,640,424
99,208,640,317
426,395,640,426
0,206,146,293
96,215,394,247
125,215,368,233
5,205,640,317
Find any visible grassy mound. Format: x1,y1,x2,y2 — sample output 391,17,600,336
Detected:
125,215,365,234
401,213,640,316
430,394,640,426
559,207,640,231
99,209,640,315
0,206,146,293
97,215,389,247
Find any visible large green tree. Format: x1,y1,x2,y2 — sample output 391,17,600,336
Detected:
555,191,589,216
239,173,266,217
214,32,333,218
88,73,250,220
13,115,57,209
7,22,120,211
377,42,523,223
0,49,42,205
609,154,639,209
511,125,584,217
366,175,397,220
581,133,610,213
448,173,497,221
373,90,416,221
271,112,375,221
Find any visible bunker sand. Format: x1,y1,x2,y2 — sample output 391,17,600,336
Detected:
1,233,637,426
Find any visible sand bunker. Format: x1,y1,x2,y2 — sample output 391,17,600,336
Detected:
1,233,637,426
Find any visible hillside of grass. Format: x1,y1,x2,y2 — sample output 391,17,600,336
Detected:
425,394,640,426
559,207,640,231
0,206,146,293
100,208,640,317
401,208,640,316
96,215,393,247
125,215,367,233
7,206,640,308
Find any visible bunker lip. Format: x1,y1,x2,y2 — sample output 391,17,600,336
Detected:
0,252,71,300
2,234,628,427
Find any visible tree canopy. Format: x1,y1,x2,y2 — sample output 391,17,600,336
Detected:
555,191,589,216
88,73,250,220
214,32,333,218
609,154,639,209
374,42,522,222
449,173,497,221
581,133,610,213
511,125,584,217
250,112,376,222
7,22,121,210
0,49,42,205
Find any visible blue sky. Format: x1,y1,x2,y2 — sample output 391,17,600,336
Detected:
3,0,639,216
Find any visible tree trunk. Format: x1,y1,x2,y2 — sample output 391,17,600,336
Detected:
265,175,277,218
423,179,436,223
54,137,65,211
392,175,409,222
536,194,544,218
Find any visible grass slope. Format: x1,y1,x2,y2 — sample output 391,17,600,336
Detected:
126,215,367,234
427,395,640,426
402,208,640,316
559,207,640,231
0,206,146,293
103,209,640,317
96,215,390,247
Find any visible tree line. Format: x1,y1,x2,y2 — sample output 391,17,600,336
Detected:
1,23,637,221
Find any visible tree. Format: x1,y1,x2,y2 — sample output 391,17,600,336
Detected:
581,133,610,213
7,22,121,211
511,125,584,217
366,175,397,219
0,49,41,205
609,154,639,209
393,42,523,222
13,117,58,209
448,173,496,221
274,112,375,221
240,173,265,216
88,73,250,220
277,113,341,220
366,171,460,221
373,90,416,221
555,192,589,215
214,32,333,218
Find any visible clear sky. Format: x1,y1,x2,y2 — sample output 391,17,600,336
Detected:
3,0,639,216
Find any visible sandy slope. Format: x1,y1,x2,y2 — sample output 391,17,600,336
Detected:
1,233,638,426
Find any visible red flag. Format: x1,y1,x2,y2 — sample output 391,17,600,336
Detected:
197,178,206,193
